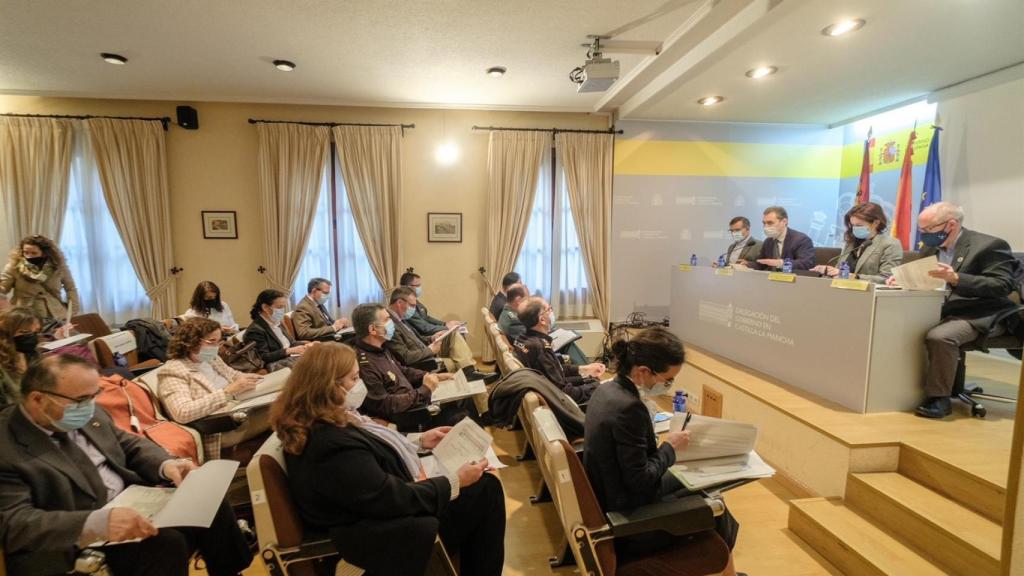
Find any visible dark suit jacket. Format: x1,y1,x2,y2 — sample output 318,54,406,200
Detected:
385,309,438,369
243,316,293,364
922,228,1019,333
285,421,451,573
750,228,815,271
488,293,507,320
0,405,169,574
497,304,526,340
513,330,597,405
292,296,336,341
408,301,445,337
583,375,675,513
355,339,432,421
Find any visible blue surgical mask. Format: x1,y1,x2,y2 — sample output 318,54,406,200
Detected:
270,307,286,324
317,293,330,306
548,311,556,329
382,320,395,340
47,398,96,432
414,287,423,297
920,229,949,248
403,305,416,320
198,345,219,364
851,225,871,240
730,231,745,242
763,226,780,239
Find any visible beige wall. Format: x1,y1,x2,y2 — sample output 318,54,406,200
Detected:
0,95,608,353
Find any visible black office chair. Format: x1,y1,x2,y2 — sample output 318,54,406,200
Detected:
952,252,1024,418
813,247,841,267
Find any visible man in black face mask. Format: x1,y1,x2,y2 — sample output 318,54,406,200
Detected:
887,202,1020,418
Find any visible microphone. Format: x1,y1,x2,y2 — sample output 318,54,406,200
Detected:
819,254,843,277
717,239,756,265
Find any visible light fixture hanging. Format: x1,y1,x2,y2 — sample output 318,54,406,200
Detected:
486,66,507,77
273,59,297,71
100,53,128,65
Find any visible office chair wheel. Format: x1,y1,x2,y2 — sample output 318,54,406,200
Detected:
972,405,987,418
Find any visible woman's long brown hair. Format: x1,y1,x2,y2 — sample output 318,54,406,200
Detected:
271,342,356,455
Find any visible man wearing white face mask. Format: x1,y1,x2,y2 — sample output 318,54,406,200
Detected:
737,205,815,271
293,278,350,341
716,216,762,268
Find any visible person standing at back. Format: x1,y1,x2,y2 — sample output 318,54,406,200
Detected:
0,235,80,322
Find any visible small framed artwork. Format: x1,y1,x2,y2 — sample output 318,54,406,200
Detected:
427,212,462,243
201,211,238,239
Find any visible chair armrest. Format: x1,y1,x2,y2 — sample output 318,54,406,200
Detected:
189,411,248,435
129,359,163,377
605,494,716,539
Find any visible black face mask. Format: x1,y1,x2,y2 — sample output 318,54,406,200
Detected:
13,333,39,354
26,256,47,267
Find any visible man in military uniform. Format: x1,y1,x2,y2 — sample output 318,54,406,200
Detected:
352,303,472,431
400,270,463,338
496,284,528,340
513,297,607,406
488,272,521,320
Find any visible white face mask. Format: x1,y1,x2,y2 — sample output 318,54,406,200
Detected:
763,225,780,238
317,293,330,305
269,307,286,324
730,230,745,242
639,370,674,396
197,345,219,364
345,378,368,410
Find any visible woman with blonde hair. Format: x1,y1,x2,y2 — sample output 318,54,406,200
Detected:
271,343,506,575
0,235,80,320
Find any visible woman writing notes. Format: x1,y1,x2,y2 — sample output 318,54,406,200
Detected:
812,202,903,283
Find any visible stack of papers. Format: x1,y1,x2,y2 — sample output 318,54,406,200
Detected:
430,370,487,404
216,368,291,412
420,417,505,478
891,256,947,291
39,333,93,351
667,414,774,490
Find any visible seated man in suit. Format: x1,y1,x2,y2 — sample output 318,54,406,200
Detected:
351,303,474,431
714,216,762,267
513,297,607,406
400,270,462,339
887,202,1020,418
736,206,815,271
292,277,350,341
0,354,250,576
496,284,529,340
488,271,521,320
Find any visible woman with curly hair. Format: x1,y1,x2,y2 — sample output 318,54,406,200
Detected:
0,235,80,321
157,317,262,459
0,307,44,407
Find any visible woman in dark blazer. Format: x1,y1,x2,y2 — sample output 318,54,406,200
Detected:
243,289,310,367
583,326,740,575
270,343,506,575
812,202,902,283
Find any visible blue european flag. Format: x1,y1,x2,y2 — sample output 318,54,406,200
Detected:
915,127,942,249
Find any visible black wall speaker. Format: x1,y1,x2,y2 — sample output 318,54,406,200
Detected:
176,105,199,130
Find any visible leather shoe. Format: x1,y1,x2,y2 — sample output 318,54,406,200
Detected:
915,396,952,419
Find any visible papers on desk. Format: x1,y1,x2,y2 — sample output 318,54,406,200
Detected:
93,460,239,544
549,328,582,352
232,368,291,402
335,326,355,338
430,369,487,404
39,332,92,351
891,255,947,291
430,417,495,477
667,414,774,490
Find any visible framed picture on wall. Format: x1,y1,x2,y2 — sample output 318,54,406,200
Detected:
427,212,462,243
201,211,238,239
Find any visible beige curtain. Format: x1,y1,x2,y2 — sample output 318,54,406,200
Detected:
332,125,403,291
556,132,614,327
87,118,177,318
256,123,331,295
0,117,74,247
483,130,548,358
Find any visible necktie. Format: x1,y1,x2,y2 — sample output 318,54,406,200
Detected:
53,431,109,505
318,303,333,325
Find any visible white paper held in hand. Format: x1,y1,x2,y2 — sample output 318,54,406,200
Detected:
430,417,493,475
430,370,486,404
891,255,947,291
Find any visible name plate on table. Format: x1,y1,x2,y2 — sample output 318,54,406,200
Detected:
714,268,734,277
678,264,694,271
830,279,870,291
767,272,796,283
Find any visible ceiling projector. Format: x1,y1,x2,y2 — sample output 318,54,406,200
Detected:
570,37,620,93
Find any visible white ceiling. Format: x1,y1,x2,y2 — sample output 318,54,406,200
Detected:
1,0,1022,124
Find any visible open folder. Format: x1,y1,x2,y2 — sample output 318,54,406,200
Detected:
667,414,774,490
430,368,487,404
548,328,582,353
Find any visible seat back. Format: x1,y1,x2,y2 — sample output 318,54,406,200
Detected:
813,247,841,266
92,331,141,368
282,313,297,341
247,434,307,550
70,313,111,339
502,351,523,371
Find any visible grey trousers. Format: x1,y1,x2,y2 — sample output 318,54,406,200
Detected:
924,318,1005,398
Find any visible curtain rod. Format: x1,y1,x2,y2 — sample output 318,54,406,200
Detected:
248,118,415,135
471,125,623,135
0,112,171,130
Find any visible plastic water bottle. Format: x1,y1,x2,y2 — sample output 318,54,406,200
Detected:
782,258,793,273
717,254,726,267
689,254,698,266
113,351,129,368
669,391,688,433
839,261,851,279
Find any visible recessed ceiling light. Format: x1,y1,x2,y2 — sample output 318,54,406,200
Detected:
697,96,724,106
745,65,777,80
273,59,296,71
100,53,127,65
486,66,507,78
822,18,865,37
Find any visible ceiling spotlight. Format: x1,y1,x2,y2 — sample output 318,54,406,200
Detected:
745,65,777,79
100,53,127,65
822,18,865,37
273,59,296,71
486,66,507,77
697,96,724,106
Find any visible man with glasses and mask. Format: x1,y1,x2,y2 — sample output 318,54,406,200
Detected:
737,206,815,271
0,354,250,576
886,202,1020,418
714,216,762,268
292,277,350,341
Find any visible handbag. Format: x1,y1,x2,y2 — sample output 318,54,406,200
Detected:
219,340,264,373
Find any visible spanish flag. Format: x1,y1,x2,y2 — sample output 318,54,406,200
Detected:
891,129,917,250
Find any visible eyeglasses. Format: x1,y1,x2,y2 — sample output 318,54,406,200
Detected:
42,389,101,407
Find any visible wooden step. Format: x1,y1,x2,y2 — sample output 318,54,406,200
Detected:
899,445,1004,524
846,472,1000,576
788,498,948,576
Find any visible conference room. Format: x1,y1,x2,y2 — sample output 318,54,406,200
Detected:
1,1,1023,575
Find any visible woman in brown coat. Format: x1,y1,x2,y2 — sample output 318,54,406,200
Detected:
0,235,80,321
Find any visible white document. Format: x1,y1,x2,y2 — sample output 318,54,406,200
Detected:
336,326,355,337
670,450,775,490
891,255,947,291
430,370,486,404
549,328,582,352
232,368,291,402
433,322,467,343
653,412,672,434
674,414,758,462
430,417,493,476
218,391,281,413
39,333,92,351
96,460,239,544
420,446,506,478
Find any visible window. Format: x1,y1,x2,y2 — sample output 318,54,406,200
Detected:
515,145,592,319
59,124,149,324
291,146,382,315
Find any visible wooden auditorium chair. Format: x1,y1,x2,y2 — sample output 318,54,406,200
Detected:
91,330,162,375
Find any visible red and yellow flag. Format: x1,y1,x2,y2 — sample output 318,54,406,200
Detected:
856,128,874,204
891,130,917,250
